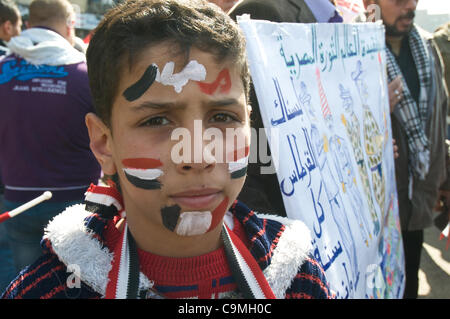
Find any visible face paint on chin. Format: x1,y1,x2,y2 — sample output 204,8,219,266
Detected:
122,158,164,190
160,196,230,236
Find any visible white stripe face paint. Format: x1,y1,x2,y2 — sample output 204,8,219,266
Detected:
122,168,163,180
228,155,249,174
175,211,212,236
155,60,206,93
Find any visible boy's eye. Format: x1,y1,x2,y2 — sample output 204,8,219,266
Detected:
141,116,170,127
210,113,238,123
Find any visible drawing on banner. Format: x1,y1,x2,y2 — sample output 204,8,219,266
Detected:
238,20,405,298
351,61,386,221
339,83,380,236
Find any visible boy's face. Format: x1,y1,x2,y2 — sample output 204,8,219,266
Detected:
100,44,250,237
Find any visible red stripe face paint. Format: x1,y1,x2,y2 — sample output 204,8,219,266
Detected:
207,196,229,232
122,158,164,190
197,68,231,95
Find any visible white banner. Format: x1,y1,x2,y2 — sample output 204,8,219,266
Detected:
239,19,405,298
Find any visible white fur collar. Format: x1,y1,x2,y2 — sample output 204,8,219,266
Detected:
7,28,86,66
44,205,311,299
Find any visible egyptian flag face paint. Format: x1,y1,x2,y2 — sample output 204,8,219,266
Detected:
122,158,163,190
197,68,231,95
160,196,229,236
123,64,158,101
227,146,250,179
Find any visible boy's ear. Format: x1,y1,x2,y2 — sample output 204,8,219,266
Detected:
85,113,117,175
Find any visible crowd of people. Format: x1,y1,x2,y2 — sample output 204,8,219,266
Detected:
0,0,447,299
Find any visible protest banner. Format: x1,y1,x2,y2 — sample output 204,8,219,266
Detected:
238,18,405,298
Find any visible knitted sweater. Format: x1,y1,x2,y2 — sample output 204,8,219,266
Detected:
1,191,332,299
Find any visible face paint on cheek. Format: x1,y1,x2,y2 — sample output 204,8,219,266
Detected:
227,146,250,179
122,64,158,101
197,68,231,95
122,158,163,190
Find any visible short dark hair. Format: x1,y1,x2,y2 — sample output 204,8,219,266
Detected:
28,0,73,28
0,0,19,25
86,0,250,127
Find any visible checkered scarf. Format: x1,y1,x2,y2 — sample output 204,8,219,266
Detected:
386,26,433,180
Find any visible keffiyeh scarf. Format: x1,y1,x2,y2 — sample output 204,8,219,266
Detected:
385,25,433,180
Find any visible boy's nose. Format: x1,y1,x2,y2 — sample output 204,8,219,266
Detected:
177,155,216,173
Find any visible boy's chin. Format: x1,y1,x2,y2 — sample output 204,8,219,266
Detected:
174,210,215,236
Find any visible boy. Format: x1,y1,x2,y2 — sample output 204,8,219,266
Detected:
2,0,332,299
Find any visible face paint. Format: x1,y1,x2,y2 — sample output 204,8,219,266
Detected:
122,64,158,101
161,204,181,232
174,211,212,236
197,68,231,95
161,197,229,236
156,60,206,93
227,146,250,179
122,158,163,190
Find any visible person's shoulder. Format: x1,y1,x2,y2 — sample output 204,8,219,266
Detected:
232,201,332,298
285,252,334,299
414,24,433,41
1,253,64,299
64,61,89,79
0,248,99,299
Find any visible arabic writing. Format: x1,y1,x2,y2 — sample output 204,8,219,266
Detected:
277,24,384,76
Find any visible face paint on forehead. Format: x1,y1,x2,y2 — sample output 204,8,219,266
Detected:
122,158,163,190
160,196,229,236
156,60,206,93
123,64,158,102
122,60,206,100
227,146,250,179
197,68,232,95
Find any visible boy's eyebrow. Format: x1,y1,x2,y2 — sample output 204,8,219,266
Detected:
131,98,244,111
131,101,178,111
206,98,243,108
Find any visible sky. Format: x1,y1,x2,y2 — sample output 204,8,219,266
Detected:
417,0,450,14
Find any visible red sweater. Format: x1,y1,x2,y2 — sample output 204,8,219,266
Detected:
103,216,250,299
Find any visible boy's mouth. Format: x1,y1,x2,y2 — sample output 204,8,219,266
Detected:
169,188,222,210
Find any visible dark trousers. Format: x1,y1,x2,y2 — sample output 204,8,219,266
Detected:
401,230,424,299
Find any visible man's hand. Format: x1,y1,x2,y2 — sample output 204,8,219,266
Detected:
388,76,403,113
392,138,399,159
435,190,450,212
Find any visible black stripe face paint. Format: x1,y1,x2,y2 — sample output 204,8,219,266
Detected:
123,170,162,190
230,166,247,179
161,205,181,232
122,64,158,101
